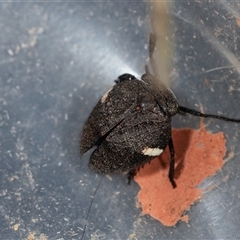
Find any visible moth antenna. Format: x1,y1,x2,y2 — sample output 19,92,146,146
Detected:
149,32,156,59
145,65,150,75
179,106,240,123
148,32,160,78
81,176,103,240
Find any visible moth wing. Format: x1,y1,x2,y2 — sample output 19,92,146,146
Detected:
89,111,171,173
80,79,140,154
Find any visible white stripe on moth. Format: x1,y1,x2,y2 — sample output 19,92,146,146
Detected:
142,147,163,156
101,88,113,103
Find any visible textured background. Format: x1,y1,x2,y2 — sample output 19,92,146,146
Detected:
1,1,240,239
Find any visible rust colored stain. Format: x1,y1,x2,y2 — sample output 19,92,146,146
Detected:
236,17,240,26
134,122,226,226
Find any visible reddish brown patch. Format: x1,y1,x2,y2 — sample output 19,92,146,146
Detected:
236,17,240,26
134,122,226,226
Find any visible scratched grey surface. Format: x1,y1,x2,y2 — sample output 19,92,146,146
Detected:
1,1,240,240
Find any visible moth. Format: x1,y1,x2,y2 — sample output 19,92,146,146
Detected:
80,33,240,188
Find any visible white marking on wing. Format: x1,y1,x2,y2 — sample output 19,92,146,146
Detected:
142,147,163,156
101,88,113,103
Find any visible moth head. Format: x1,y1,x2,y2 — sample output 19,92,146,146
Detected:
141,73,179,116
164,89,179,116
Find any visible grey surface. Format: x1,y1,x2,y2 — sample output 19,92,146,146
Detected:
1,1,240,240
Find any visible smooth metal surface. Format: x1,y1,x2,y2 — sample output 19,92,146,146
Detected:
0,2,240,239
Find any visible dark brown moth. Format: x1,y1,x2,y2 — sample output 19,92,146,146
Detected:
80,33,240,188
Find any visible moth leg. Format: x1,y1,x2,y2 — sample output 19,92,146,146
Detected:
168,137,177,188
179,106,240,123
127,169,137,185
177,108,187,116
